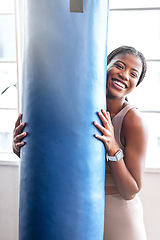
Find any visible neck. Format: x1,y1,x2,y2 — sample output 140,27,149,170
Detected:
106,97,126,119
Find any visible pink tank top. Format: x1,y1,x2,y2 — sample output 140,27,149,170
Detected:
105,103,137,186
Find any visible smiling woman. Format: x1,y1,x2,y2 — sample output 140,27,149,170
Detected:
94,46,148,240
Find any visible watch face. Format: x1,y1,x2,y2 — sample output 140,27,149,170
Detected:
107,149,124,161
116,150,124,161
116,150,121,160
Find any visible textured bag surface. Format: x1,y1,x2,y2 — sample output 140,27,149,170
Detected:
19,1,109,239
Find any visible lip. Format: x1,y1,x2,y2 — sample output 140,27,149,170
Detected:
112,78,128,89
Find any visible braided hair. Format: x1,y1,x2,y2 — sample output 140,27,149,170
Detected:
107,46,147,86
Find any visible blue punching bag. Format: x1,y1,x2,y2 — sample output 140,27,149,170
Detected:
19,1,109,239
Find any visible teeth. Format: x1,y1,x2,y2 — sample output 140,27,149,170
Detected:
113,80,125,89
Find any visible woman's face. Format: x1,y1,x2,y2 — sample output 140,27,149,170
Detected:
106,53,142,99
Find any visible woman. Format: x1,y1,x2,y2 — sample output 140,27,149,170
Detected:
13,46,148,240
93,46,148,240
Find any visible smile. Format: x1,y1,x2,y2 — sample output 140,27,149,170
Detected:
112,79,127,89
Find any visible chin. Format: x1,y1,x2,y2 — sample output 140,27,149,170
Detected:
106,89,123,99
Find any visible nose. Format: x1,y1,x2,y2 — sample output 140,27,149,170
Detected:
119,70,129,81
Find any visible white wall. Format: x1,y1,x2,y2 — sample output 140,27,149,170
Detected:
139,171,160,240
0,162,159,240
0,161,19,240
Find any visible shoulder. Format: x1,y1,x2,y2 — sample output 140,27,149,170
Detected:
123,106,148,141
124,107,146,129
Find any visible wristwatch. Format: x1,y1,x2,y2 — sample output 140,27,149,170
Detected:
107,149,124,162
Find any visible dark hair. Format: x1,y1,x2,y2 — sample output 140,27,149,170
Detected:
107,46,147,86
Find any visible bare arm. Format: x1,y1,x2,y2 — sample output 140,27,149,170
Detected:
12,114,27,158
94,109,148,200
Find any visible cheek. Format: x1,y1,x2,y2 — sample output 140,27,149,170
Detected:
107,68,113,80
127,81,137,93
131,78,139,88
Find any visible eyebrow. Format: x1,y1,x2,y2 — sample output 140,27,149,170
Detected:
116,60,139,73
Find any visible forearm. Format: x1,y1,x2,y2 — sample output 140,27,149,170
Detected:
109,159,141,200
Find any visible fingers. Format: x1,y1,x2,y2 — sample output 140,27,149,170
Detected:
14,114,26,137
93,109,112,143
15,113,22,128
102,109,112,124
93,110,117,152
13,114,27,157
13,141,25,158
14,131,27,143
14,122,25,136
14,141,25,151
97,109,111,128
94,132,107,142
93,109,110,133
15,141,26,149
13,131,27,157
94,120,107,135
94,122,110,148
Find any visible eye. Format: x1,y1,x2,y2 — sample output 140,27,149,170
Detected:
115,63,124,69
130,72,138,78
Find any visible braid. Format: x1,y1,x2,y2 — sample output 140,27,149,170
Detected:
107,46,147,86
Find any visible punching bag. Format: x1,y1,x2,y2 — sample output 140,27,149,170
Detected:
19,1,109,239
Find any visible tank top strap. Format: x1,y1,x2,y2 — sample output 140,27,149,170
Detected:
111,103,137,150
